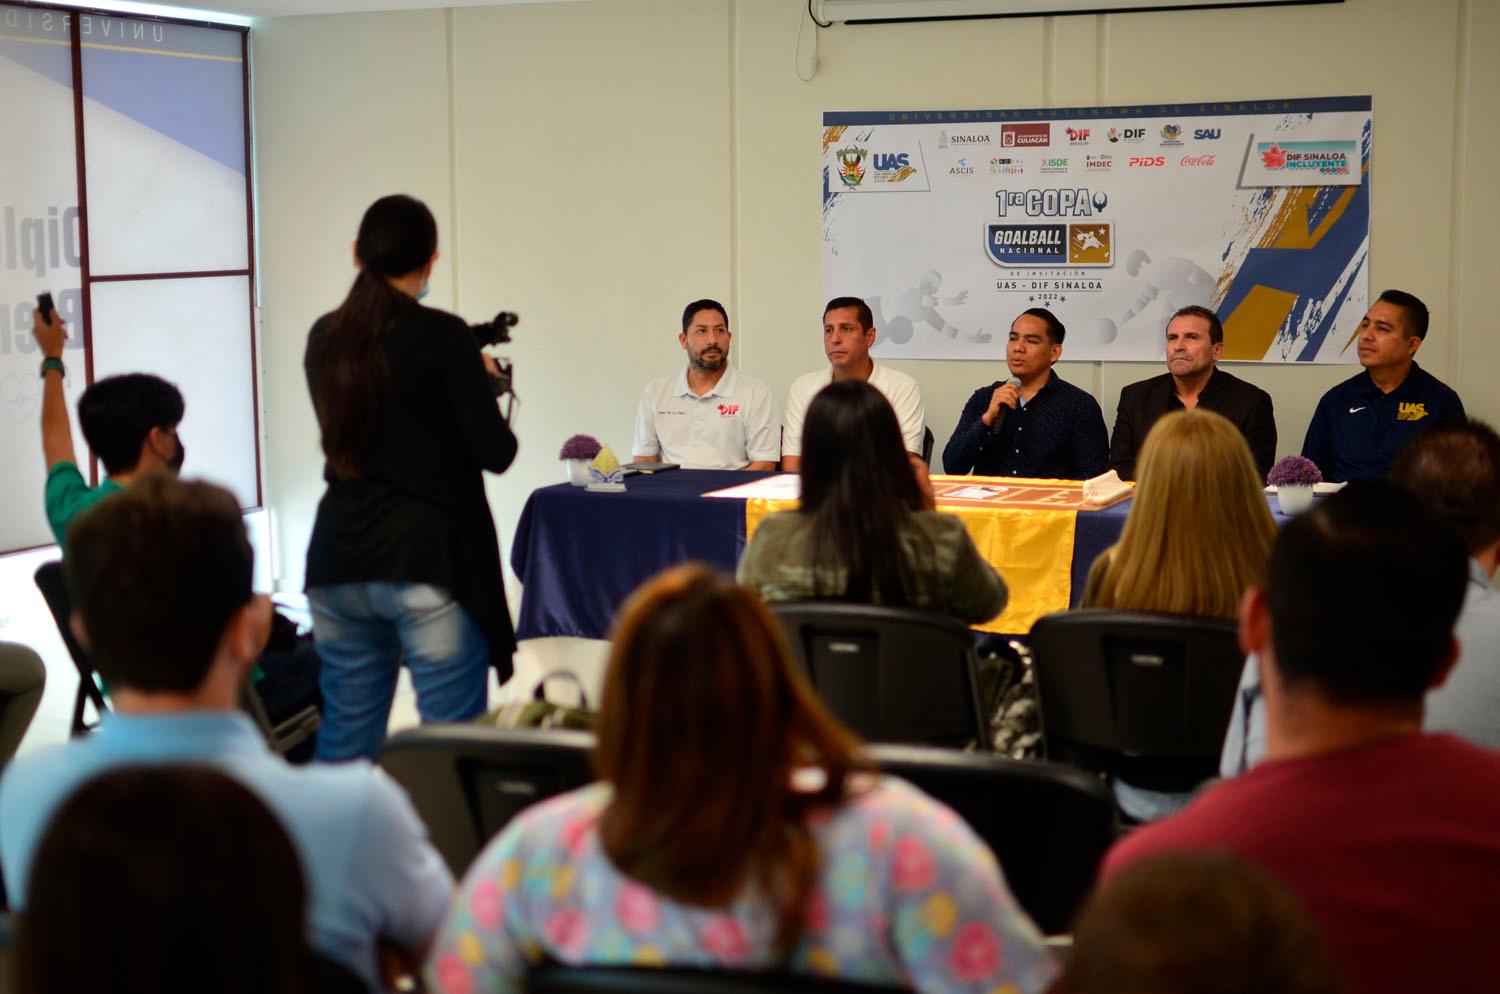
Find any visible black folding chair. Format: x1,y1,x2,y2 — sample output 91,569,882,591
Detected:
529,964,912,994
920,426,934,467
867,743,1117,935
1028,609,1244,795
377,724,596,875
33,561,107,736
772,603,985,748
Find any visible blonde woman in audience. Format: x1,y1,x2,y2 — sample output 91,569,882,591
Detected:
426,564,1055,994
1081,409,1276,820
1083,408,1276,618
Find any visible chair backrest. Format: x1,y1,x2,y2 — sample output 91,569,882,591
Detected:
1028,609,1243,787
377,724,596,875
529,964,912,994
866,744,1116,935
32,561,109,735
920,426,934,466
771,603,985,748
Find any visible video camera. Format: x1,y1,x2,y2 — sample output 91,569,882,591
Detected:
472,310,520,420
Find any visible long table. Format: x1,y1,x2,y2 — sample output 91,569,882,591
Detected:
510,469,1138,641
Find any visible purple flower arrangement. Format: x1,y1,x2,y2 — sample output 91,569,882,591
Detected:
559,434,602,461
1267,455,1323,488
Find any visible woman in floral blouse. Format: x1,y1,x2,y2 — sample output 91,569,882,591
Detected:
425,564,1055,994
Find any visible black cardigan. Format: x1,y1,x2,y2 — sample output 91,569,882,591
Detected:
1108,367,1276,481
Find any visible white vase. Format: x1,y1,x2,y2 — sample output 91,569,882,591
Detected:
565,458,592,487
1277,484,1315,514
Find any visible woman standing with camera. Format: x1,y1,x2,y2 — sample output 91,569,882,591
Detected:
304,194,517,761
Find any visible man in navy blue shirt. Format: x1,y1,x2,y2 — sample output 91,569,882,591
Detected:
1302,289,1464,482
943,308,1108,479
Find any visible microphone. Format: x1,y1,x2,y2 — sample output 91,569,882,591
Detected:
989,377,1021,437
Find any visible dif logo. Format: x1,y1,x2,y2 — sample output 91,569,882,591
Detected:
1108,127,1147,143
1001,123,1050,147
1128,156,1166,168
873,152,910,170
1066,126,1090,144
1193,128,1221,140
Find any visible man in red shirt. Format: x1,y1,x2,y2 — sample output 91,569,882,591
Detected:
1102,482,1500,994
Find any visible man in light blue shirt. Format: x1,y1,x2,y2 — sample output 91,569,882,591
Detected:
1222,418,1500,775
0,476,452,991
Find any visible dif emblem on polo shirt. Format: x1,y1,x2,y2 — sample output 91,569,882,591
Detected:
1397,402,1428,422
717,403,740,417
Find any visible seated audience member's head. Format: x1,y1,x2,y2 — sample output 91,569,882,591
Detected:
821,296,877,377
799,378,932,602
64,474,268,698
1356,288,1428,373
1252,482,1467,709
1090,408,1276,618
595,564,862,953
1056,851,1341,994
19,767,313,994
77,372,186,477
1390,418,1500,561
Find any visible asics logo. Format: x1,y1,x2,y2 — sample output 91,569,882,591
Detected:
1348,406,1366,414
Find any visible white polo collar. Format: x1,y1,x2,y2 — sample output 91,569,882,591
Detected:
673,364,738,400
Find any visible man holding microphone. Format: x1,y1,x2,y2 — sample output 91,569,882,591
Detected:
943,307,1108,479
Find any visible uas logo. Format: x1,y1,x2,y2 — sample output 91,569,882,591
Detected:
836,146,866,188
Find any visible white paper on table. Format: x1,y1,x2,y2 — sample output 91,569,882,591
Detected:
702,474,803,500
1264,482,1347,494
945,485,1010,500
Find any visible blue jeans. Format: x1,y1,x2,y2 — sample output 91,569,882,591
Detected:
309,582,490,761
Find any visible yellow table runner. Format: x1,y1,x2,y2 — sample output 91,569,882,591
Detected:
745,477,1081,634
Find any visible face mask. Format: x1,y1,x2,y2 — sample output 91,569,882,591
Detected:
414,281,430,302
169,437,186,474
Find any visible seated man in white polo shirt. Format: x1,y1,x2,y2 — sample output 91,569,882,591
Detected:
782,296,925,472
632,298,779,470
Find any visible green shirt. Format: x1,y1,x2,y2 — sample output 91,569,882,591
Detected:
44,462,125,554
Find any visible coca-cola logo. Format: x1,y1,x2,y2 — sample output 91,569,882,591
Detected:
1179,154,1217,167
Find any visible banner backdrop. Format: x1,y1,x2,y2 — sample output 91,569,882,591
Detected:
821,95,1372,363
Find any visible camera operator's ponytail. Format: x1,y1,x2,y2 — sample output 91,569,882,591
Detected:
313,195,438,479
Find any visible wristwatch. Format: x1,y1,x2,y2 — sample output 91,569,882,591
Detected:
39,356,65,378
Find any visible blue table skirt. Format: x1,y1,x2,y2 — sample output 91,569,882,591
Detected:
511,470,1285,641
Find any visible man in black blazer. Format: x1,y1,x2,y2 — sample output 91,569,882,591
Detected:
1109,305,1276,480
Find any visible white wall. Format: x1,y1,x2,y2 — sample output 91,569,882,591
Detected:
253,0,1500,597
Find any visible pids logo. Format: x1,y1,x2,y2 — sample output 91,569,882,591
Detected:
1066,127,1090,144
1128,156,1166,168
1193,128,1222,140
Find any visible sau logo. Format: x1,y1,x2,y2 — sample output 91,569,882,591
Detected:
1128,156,1166,167
1068,223,1113,266
835,145,866,188
1001,123,1050,147
1066,126,1090,143
1193,128,1221,140
1397,402,1428,422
